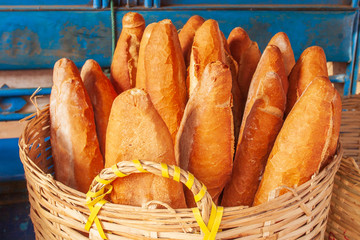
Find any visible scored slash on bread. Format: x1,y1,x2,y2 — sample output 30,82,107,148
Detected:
253,76,341,206
105,88,186,209
110,12,145,94
175,61,234,207
187,19,226,98
50,58,104,193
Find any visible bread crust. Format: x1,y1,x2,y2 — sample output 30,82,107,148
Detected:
268,32,295,79
50,58,104,193
110,12,145,93
136,23,156,90
286,46,328,115
187,19,226,97
175,61,234,206
81,59,117,157
178,15,205,68
144,19,187,143
105,89,186,208
253,76,341,206
222,46,286,207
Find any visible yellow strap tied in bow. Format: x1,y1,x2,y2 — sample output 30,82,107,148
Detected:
194,184,207,202
85,199,108,239
111,165,128,177
191,205,223,240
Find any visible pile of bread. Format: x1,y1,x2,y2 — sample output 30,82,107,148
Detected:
50,12,341,209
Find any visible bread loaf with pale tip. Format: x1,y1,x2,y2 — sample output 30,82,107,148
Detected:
175,61,234,207
50,58,104,193
105,88,186,209
253,76,341,206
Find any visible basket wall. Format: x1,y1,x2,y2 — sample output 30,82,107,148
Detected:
326,95,360,240
19,106,343,240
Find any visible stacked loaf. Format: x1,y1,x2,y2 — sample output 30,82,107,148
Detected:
50,12,341,209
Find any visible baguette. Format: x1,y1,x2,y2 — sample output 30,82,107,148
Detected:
135,23,156,90
228,27,261,102
268,32,295,78
253,76,341,206
178,15,205,68
50,58,104,193
285,46,328,115
221,31,243,147
105,89,186,208
110,12,145,93
144,19,187,143
222,48,286,207
187,19,226,97
175,61,234,206
81,59,117,157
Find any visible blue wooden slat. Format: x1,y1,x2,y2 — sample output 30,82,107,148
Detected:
0,10,355,70
0,138,24,181
0,113,31,121
93,0,102,8
103,0,110,8
329,74,346,83
0,11,112,70
144,0,153,8
0,88,51,97
116,10,355,62
0,0,92,5
160,0,351,5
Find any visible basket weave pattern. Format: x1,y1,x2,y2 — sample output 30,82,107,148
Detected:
19,106,343,240
326,95,360,240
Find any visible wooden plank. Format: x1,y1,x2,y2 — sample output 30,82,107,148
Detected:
0,121,27,139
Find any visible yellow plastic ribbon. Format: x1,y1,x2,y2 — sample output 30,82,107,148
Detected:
173,166,181,182
85,199,108,239
185,173,195,190
111,165,128,177
194,184,207,202
191,204,223,240
95,175,114,185
161,163,169,178
132,159,148,172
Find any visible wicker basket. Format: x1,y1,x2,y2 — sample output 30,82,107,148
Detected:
19,106,343,240
326,95,360,240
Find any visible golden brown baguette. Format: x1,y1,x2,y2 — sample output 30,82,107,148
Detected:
222,70,286,207
178,15,205,68
268,32,295,79
50,58,104,193
187,19,226,97
110,12,145,93
285,46,328,116
221,31,243,147
175,61,234,206
228,27,261,102
135,23,156,90
105,88,186,208
144,19,187,143
81,59,117,157
253,76,341,206
222,45,287,207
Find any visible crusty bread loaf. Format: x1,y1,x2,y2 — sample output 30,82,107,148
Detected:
81,59,117,157
144,19,187,143
222,46,287,207
285,46,328,115
105,88,186,208
268,32,295,78
50,58,104,193
110,12,145,93
135,23,156,90
175,61,234,206
178,15,205,68
220,31,243,147
253,76,341,206
187,19,226,97
228,27,261,102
